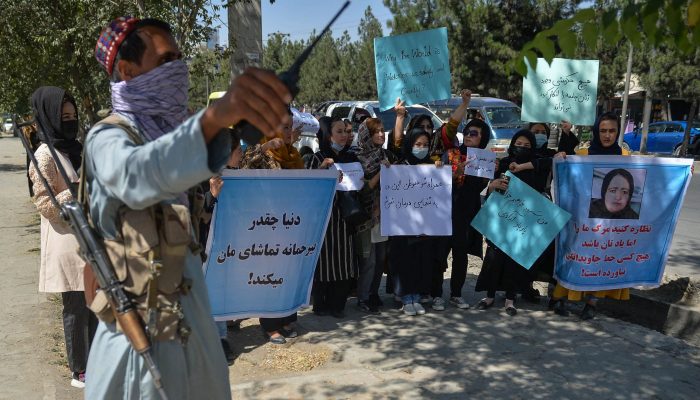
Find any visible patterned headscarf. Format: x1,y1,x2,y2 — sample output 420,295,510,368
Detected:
110,60,189,141
356,119,386,177
95,16,140,75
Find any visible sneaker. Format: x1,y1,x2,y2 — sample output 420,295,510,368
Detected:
358,300,380,314
70,372,85,389
418,295,432,304
402,302,417,316
449,297,470,309
413,302,426,315
432,297,446,311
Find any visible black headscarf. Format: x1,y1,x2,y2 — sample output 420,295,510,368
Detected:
588,112,622,155
528,122,556,156
402,127,432,165
589,168,638,219
458,118,491,155
496,129,544,191
30,86,82,170
316,116,357,163
506,129,537,164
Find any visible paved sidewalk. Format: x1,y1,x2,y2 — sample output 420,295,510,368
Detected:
0,136,79,399
228,272,700,399
1,136,699,400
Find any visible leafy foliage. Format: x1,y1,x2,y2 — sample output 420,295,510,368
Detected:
510,0,700,77
0,0,226,123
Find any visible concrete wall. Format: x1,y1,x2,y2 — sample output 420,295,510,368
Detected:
228,0,263,79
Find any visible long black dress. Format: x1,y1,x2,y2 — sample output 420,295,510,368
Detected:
475,148,551,299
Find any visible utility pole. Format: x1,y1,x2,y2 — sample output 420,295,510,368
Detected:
228,0,263,80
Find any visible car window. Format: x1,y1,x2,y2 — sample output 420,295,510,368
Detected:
330,106,351,120
648,124,664,133
483,106,522,126
665,124,683,132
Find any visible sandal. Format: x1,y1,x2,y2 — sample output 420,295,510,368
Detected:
505,306,517,316
476,299,494,310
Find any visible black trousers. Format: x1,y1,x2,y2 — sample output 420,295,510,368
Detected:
428,237,450,298
450,239,469,297
62,291,98,374
312,279,352,313
260,313,297,333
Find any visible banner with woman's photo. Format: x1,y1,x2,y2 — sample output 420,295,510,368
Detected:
553,156,693,291
203,169,338,320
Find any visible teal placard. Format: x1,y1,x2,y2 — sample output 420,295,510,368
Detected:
521,58,599,126
471,172,572,269
374,27,451,111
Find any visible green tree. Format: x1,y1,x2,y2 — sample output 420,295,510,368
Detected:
0,0,224,124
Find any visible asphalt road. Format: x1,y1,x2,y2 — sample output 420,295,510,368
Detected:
666,164,700,280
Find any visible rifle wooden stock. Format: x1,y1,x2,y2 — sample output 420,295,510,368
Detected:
114,308,151,353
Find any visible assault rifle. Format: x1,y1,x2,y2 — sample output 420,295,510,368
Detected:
237,0,351,145
14,119,169,400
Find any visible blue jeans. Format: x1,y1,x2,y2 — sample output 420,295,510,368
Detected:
401,294,420,305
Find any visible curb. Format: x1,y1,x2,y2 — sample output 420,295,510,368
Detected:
599,289,700,346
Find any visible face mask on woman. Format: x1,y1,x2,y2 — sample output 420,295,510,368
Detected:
534,133,547,148
510,146,532,163
412,146,428,159
331,142,345,152
60,120,79,140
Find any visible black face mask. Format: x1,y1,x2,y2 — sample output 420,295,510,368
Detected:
509,145,533,163
60,120,79,140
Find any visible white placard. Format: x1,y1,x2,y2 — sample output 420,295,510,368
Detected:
291,107,320,134
380,165,452,236
465,148,497,179
332,162,365,191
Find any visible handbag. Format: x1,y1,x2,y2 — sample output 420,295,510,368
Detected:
337,190,369,227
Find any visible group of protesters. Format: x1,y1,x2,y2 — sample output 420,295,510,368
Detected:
21,15,639,399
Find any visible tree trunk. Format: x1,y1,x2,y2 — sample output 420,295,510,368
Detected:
680,98,698,157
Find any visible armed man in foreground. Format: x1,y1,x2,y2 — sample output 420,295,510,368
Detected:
85,17,291,399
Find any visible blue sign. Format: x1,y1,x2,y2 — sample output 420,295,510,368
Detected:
374,27,451,111
471,172,572,269
553,156,692,291
521,58,599,126
203,170,337,320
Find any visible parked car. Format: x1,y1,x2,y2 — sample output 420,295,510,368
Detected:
1,113,14,134
623,121,700,155
312,101,343,119
423,97,527,156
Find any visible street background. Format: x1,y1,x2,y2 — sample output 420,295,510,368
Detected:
1,134,699,399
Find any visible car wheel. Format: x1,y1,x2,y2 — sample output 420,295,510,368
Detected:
673,145,682,157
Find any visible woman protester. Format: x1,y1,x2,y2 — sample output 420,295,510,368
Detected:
550,112,631,320
307,116,358,318
475,130,545,317
393,90,473,310
355,118,396,313
588,169,639,219
441,119,491,310
241,109,305,342
389,127,444,316
27,86,97,388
